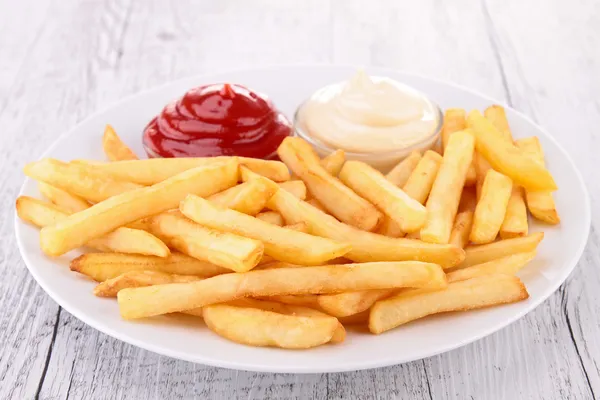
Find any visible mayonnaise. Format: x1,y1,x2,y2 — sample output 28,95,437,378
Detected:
297,70,440,155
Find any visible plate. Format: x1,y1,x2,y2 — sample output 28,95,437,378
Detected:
15,65,590,373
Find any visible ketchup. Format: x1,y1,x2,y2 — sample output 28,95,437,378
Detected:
143,83,292,159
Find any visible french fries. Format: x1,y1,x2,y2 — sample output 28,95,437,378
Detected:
102,124,138,161
94,270,201,297
277,180,307,200
16,196,170,257
340,161,426,233
117,261,447,319
38,182,90,213
467,110,557,191
376,216,405,238
180,195,351,265
40,160,238,256
278,137,383,231
255,211,284,226
515,137,560,224
318,289,396,317
71,252,229,281
402,150,443,204
421,130,475,244
369,274,529,333
441,109,477,186
283,222,309,233
258,294,321,309
147,211,264,272
449,189,476,248
203,300,342,349
470,170,513,244
460,232,544,269
499,187,529,239
25,159,143,203
268,189,465,268
75,156,289,185
208,176,279,215
446,251,536,283
385,151,421,187
306,198,327,212
484,105,513,141
321,149,346,176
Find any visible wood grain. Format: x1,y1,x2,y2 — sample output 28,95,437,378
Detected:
0,0,598,399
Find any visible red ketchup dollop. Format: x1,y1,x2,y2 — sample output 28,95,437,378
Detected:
143,83,292,159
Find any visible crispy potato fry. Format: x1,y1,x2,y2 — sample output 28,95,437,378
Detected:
16,196,170,257
441,109,477,185
255,211,284,226
340,161,426,233
258,294,321,309
306,198,327,212
40,160,238,256
449,189,476,249
402,150,443,204
467,110,557,191
74,156,289,185
71,252,229,281
278,137,382,231
446,251,536,283
208,176,279,215
180,195,351,265
25,159,143,203
203,301,341,349
38,182,89,213
321,149,346,176
484,105,513,141
102,124,138,161
147,211,264,272
94,270,201,297
376,216,405,238
277,180,307,200
283,222,309,233
369,274,528,333
385,151,421,187
117,261,447,319
499,186,529,239
460,232,544,269
470,170,513,244
268,188,465,268
318,288,397,317
515,137,560,224
421,130,475,244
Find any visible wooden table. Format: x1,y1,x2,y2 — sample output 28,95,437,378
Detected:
1,1,598,398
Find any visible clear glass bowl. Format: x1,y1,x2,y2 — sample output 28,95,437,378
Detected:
293,98,443,173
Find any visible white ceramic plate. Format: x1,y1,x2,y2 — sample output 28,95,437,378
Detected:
15,65,590,373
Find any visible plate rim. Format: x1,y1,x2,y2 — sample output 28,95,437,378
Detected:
14,64,592,373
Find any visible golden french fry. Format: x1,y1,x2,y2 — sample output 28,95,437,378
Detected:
268,188,465,268
283,222,309,233
94,270,201,297
24,159,143,203
470,170,513,244
447,251,536,283
277,180,307,200
102,124,138,161
460,232,544,269
203,301,341,349
16,196,170,257
278,137,383,231
306,198,327,212
376,216,405,238
70,252,229,281
385,151,421,187
208,176,279,215
74,157,289,185
321,149,346,176
258,294,321,309
255,211,284,226
147,211,264,272
40,160,238,256
467,110,557,191
421,130,475,244
117,261,447,319
369,274,529,333
499,186,529,239
442,109,476,185
515,137,560,224
449,189,477,249
318,288,397,317
484,105,513,141
340,161,426,233
402,150,443,204
180,195,351,265
38,182,89,213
